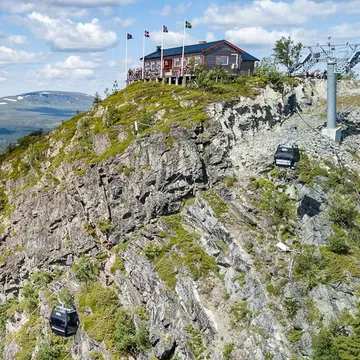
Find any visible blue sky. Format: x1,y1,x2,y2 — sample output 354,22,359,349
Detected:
0,0,359,97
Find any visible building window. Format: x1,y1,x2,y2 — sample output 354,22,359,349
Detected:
157,62,161,69
195,56,202,64
151,62,155,70
215,55,229,65
145,62,150,69
174,58,180,67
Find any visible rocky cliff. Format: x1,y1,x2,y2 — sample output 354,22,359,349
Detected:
0,78,360,360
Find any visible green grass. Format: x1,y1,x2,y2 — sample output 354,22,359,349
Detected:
76,282,119,357
202,189,229,219
150,214,218,290
110,255,125,274
0,79,265,195
184,324,206,359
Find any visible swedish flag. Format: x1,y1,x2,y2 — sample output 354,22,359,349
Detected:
185,21,192,29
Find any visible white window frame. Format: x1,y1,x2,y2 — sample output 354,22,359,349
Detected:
151,61,155,70
215,55,229,66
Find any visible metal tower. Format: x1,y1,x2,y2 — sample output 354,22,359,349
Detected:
293,38,360,143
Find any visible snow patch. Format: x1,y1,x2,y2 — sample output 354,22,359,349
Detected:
0,102,7,105
4,98,17,102
17,96,24,100
40,92,49,94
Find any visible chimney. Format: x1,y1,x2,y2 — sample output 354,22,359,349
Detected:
156,46,161,52
199,41,207,44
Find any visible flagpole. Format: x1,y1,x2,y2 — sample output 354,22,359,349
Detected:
160,25,164,78
142,30,145,80
125,33,128,86
181,19,186,77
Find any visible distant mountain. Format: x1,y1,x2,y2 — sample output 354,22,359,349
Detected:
0,90,94,150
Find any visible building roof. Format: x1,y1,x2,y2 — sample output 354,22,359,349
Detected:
142,39,259,62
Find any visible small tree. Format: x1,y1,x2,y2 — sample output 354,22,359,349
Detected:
104,88,110,98
273,36,302,75
188,56,196,75
112,80,119,94
93,92,102,104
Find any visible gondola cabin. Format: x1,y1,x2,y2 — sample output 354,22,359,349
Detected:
49,306,79,337
274,145,300,168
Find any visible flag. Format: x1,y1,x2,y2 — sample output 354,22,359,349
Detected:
144,30,150,38
185,21,192,28
126,33,132,40
163,25,168,33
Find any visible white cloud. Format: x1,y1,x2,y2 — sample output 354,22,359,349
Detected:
0,77,7,82
0,1,90,18
158,2,191,16
114,17,135,27
193,0,340,29
30,63,94,80
26,12,117,52
0,46,45,65
159,5,171,16
7,34,28,45
227,27,319,47
56,55,99,69
149,31,198,48
329,23,360,39
0,0,134,14
107,58,138,68
205,32,216,42
53,0,134,6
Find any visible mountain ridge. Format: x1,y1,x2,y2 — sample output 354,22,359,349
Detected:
0,79,360,359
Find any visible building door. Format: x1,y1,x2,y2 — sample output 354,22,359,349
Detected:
164,59,172,72
230,54,239,71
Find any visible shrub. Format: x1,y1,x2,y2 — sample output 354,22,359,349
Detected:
283,298,300,318
223,343,234,360
110,256,125,274
31,271,53,287
328,234,349,254
35,341,59,360
143,243,162,261
72,255,99,283
327,193,358,227
115,308,150,355
59,288,74,308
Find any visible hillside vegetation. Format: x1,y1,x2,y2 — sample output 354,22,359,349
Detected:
0,78,360,360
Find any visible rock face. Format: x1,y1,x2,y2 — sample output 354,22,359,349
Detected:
0,79,360,360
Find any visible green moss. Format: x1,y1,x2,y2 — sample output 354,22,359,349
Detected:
110,255,125,274
116,165,135,176
184,324,206,359
0,248,10,265
231,301,252,324
223,343,234,360
88,352,105,360
96,218,115,234
83,221,96,235
288,329,303,344
266,283,281,296
165,136,175,148
151,214,218,290
202,190,229,219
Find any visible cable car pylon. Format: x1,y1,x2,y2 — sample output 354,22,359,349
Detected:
294,38,360,143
